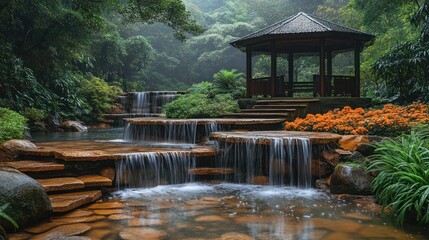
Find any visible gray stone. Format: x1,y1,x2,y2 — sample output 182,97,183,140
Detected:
46,115,61,132
330,164,373,195
61,121,88,132
1,140,37,161
347,151,366,163
0,167,52,231
315,179,329,191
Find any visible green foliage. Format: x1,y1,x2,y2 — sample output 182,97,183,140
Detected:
0,108,27,143
22,108,47,122
343,0,428,102
0,0,201,119
0,43,52,112
367,129,429,226
373,41,429,103
213,69,245,98
187,82,215,95
79,77,123,122
0,204,18,230
163,82,240,118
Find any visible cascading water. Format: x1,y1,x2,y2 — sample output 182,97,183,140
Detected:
123,120,222,144
133,92,150,113
132,91,178,114
116,152,195,188
217,137,312,188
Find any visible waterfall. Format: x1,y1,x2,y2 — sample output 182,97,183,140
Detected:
133,92,150,113
217,137,312,188
116,152,195,188
132,91,178,114
123,120,222,144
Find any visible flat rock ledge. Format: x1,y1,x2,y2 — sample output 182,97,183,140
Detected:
210,131,342,145
125,118,286,125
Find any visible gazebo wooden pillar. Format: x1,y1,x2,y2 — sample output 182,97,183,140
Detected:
354,41,361,97
319,38,326,97
246,46,252,97
271,41,277,97
288,52,294,97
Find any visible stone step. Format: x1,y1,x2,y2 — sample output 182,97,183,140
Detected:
102,113,163,118
256,98,319,104
253,104,308,109
37,177,85,192
49,190,102,213
241,109,296,113
222,113,289,119
76,175,112,188
37,175,113,192
189,168,234,175
0,160,64,172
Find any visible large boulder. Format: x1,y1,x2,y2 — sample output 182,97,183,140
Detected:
330,164,373,195
61,120,88,132
0,168,52,231
0,140,37,161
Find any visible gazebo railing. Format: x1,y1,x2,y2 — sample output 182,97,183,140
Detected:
248,75,357,97
247,76,285,97
313,75,357,97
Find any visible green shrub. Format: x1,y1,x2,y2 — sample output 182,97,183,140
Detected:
367,129,429,226
22,108,47,122
163,93,239,118
187,81,215,95
80,77,123,122
0,108,27,143
213,69,246,98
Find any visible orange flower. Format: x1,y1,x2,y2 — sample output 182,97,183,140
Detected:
284,102,429,136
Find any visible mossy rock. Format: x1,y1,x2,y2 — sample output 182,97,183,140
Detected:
329,164,374,195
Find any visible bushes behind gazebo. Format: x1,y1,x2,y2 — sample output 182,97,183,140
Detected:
285,102,429,136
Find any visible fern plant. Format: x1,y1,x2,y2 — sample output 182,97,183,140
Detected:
0,203,18,230
367,129,429,226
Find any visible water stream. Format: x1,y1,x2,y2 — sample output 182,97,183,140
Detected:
123,121,222,144
133,91,178,114
116,152,195,188
216,137,312,187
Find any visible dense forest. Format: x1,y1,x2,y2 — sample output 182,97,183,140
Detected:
0,0,428,122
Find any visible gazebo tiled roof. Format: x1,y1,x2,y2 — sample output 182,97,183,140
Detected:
231,12,374,50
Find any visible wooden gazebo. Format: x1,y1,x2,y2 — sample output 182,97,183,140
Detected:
231,12,375,98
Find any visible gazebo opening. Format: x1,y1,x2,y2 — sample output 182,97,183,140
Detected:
231,12,375,98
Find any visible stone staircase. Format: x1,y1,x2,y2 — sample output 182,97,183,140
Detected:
223,98,319,120
0,159,112,213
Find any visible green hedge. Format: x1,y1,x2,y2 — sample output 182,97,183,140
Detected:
0,108,27,143
163,93,239,118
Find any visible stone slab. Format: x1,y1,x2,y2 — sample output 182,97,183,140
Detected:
50,190,102,213
14,141,216,161
0,160,64,172
37,177,85,192
210,131,342,145
124,118,286,126
189,168,234,175
76,175,112,187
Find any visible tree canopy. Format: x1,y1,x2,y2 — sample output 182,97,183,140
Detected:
1,0,427,122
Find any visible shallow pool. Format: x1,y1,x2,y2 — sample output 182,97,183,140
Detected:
13,183,429,240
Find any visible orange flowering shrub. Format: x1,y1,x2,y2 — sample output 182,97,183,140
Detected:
285,102,429,136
